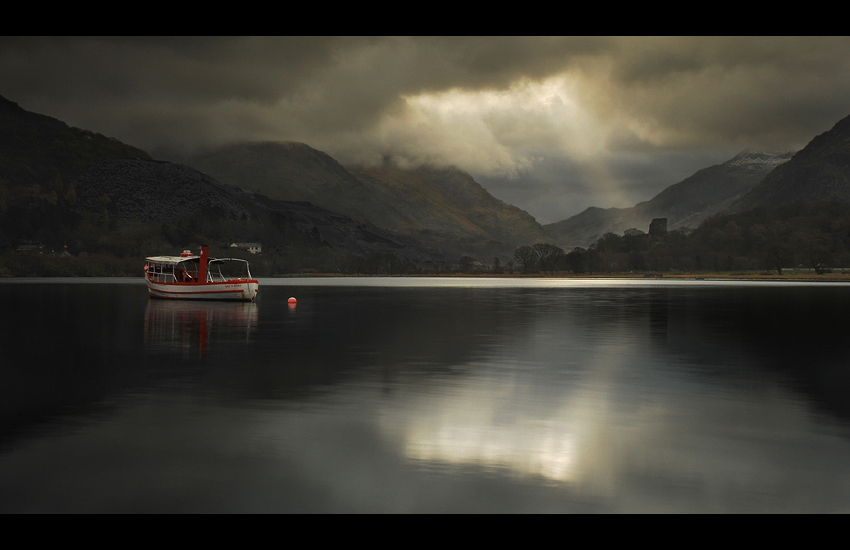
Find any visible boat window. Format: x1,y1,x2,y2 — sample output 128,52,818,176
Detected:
215,260,251,281
147,262,177,283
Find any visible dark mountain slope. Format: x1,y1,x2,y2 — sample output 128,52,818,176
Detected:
731,115,850,211
641,150,793,226
0,97,441,271
166,143,552,260
70,158,443,269
0,94,151,189
162,141,372,218
73,159,252,224
348,162,552,258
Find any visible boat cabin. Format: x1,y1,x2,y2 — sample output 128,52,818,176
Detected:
145,248,254,284
146,255,200,283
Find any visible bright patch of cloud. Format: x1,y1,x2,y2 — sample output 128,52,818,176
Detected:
365,75,608,177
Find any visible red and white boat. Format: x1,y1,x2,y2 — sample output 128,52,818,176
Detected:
144,246,259,301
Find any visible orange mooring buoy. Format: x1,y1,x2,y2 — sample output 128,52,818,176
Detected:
288,297,297,304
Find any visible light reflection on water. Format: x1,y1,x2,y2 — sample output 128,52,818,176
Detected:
2,279,850,512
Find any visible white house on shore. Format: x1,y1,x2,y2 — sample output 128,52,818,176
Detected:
230,242,262,254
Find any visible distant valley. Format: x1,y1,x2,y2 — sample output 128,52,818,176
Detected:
545,150,794,249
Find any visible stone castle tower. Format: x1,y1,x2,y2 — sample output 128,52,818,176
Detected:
649,218,668,236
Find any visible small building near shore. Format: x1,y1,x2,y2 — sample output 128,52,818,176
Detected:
14,244,43,254
230,242,262,254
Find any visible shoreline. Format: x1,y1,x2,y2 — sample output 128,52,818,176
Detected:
266,270,850,281
4,271,850,282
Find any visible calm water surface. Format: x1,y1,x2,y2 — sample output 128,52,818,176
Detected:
2,277,850,512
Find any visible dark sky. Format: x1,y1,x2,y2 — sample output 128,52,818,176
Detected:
3,37,850,223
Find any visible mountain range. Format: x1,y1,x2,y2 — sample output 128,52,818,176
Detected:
160,142,552,260
0,94,445,271
6,90,850,273
69,157,447,270
546,113,850,250
544,150,794,249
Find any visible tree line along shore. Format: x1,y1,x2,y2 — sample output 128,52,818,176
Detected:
5,200,850,280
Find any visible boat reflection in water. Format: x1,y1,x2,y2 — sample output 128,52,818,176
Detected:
143,299,258,358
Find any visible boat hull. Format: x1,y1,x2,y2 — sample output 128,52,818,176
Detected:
146,278,259,301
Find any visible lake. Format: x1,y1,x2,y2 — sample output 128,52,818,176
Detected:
2,277,850,512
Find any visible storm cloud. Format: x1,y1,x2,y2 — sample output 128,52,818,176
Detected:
3,37,850,222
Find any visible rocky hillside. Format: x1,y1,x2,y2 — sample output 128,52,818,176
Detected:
246,195,447,270
545,150,793,249
71,158,443,268
163,142,552,260
0,94,150,189
0,94,154,247
348,162,552,259
73,159,252,224
731,115,850,211
161,141,372,219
